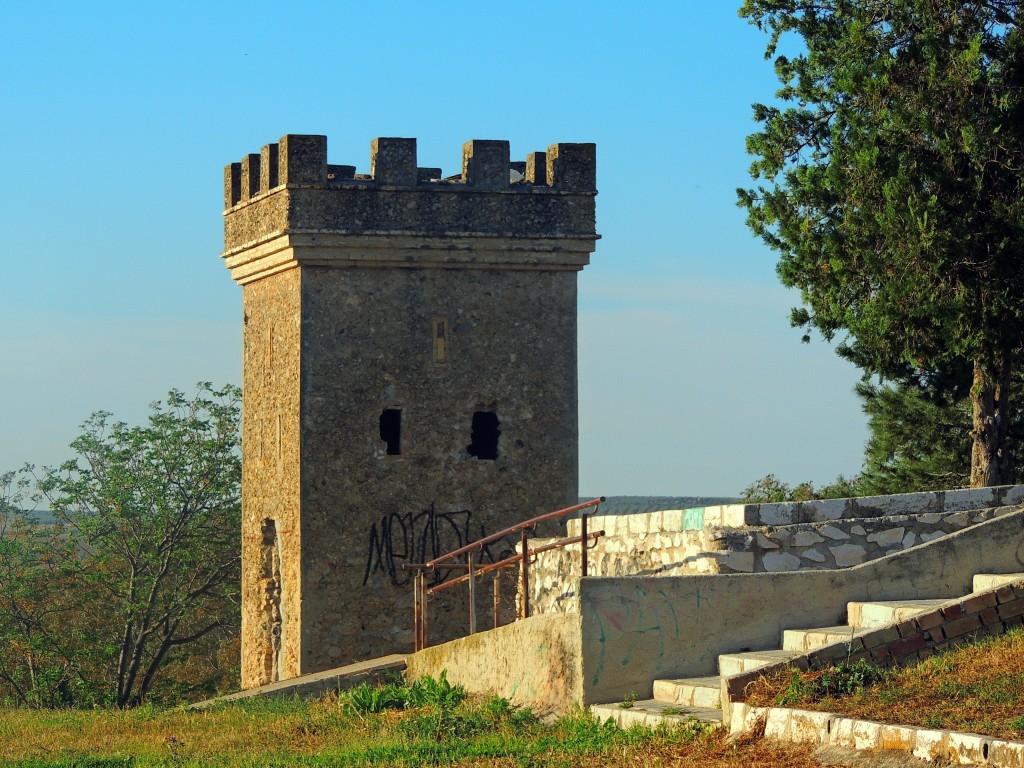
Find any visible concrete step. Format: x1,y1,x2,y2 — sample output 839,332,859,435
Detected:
973,573,1024,592
718,649,801,677
781,624,861,652
590,699,722,729
846,598,950,628
190,654,408,708
651,676,721,709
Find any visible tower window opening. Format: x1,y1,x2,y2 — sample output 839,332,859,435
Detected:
379,409,402,455
467,411,500,460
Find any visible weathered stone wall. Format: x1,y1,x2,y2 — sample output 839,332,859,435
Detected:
298,264,580,666
240,269,303,687
224,135,598,686
528,486,1024,615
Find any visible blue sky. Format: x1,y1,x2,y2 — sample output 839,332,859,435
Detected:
0,1,867,497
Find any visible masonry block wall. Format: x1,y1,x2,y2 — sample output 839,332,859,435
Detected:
222,135,598,688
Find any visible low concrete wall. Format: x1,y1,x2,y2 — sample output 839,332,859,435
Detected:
579,507,1024,704
405,613,582,714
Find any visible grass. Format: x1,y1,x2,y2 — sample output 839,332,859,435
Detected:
0,675,827,767
745,627,1024,739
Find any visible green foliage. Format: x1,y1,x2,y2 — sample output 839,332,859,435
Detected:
342,682,408,715
340,671,467,717
857,378,972,494
857,374,1024,494
738,0,1024,485
776,659,888,706
403,670,467,709
0,384,241,708
740,473,861,502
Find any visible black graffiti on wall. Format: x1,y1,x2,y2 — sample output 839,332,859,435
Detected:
363,504,505,587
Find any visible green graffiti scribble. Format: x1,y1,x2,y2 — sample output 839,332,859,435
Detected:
635,583,648,597
510,672,527,699
592,615,607,686
682,507,705,530
659,592,681,637
695,587,709,609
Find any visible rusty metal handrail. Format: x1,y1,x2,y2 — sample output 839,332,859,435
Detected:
407,497,605,652
425,497,605,567
426,530,605,595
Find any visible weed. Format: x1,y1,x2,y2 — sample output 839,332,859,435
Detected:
337,670,467,716
341,681,407,715
404,669,467,709
774,670,802,706
816,659,888,696
618,691,638,709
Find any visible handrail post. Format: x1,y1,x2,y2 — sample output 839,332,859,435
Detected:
421,571,428,649
468,550,476,635
493,570,501,629
520,528,530,619
413,570,422,651
580,512,589,578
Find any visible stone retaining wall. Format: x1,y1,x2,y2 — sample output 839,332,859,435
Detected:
525,485,1024,616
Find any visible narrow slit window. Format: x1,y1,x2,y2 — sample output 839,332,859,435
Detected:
467,411,500,460
379,409,402,455
433,318,449,363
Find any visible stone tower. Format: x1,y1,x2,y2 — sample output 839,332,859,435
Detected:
222,135,598,688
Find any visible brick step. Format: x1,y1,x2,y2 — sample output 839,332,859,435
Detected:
651,676,721,708
973,573,1024,592
590,699,722,729
781,625,862,652
718,649,801,677
847,598,950,628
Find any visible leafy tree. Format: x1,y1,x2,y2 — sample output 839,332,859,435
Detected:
0,473,85,706
738,0,1024,486
0,384,241,707
740,472,861,502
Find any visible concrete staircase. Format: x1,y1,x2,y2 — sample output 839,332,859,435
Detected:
590,572,1024,729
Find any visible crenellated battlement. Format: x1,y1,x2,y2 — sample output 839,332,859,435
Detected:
224,135,596,210
221,134,598,282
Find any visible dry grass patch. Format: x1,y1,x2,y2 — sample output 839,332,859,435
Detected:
0,694,831,767
746,627,1024,739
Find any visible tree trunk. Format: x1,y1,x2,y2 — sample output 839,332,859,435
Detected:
970,356,1012,487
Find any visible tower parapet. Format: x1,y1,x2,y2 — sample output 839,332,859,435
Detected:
223,136,597,278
